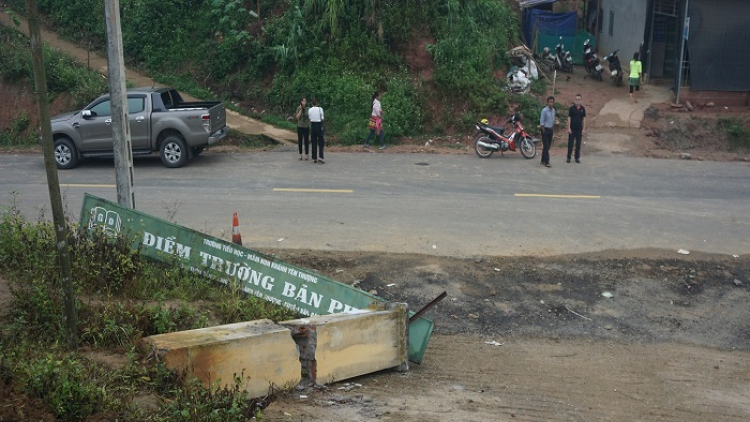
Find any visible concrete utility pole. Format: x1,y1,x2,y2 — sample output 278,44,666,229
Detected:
675,0,689,103
595,0,601,48
24,0,78,349
104,0,136,208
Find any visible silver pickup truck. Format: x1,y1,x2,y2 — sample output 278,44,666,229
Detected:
50,87,228,169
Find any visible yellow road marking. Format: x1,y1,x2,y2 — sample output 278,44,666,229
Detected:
62,184,116,188
274,188,353,193
515,193,600,199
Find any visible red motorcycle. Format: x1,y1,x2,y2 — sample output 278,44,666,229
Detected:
473,113,538,159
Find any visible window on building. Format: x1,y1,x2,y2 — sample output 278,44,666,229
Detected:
609,10,614,36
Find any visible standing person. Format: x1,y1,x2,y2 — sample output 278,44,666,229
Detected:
308,98,325,164
629,52,643,104
567,94,586,164
539,96,556,168
363,91,386,150
295,97,310,160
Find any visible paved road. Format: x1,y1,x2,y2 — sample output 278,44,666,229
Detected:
2,151,748,257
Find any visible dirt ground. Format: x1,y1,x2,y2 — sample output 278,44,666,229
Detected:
248,249,750,422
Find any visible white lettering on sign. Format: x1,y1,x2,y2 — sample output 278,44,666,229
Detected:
327,299,358,314
138,229,361,315
143,232,191,259
281,282,325,308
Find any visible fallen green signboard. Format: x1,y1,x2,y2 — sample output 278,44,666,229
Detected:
80,194,433,363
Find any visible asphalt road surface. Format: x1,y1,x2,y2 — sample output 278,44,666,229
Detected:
1,150,748,257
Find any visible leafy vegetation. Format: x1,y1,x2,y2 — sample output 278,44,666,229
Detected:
2,0,524,142
717,116,750,149
0,22,108,146
0,199,295,420
0,23,107,107
0,112,36,147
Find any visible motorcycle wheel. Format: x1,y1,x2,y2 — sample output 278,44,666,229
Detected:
520,137,537,159
597,71,603,81
474,136,494,158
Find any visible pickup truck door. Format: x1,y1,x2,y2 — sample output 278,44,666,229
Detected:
78,99,114,151
79,96,150,151
128,95,149,149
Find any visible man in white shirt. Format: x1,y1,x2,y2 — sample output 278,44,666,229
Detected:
308,98,325,164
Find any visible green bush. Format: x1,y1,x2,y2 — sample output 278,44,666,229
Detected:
20,353,108,421
154,373,269,422
718,117,750,149
0,24,107,110
0,113,37,147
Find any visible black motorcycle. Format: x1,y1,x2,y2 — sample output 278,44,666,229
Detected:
602,49,623,86
555,37,574,73
582,39,603,81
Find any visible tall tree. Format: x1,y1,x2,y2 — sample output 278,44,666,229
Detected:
25,0,78,349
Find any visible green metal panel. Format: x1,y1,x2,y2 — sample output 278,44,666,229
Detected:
80,194,433,363
538,29,596,65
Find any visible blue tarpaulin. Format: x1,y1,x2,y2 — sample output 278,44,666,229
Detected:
523,9,577,48
519,0,559,7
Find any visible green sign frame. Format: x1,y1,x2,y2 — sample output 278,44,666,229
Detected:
80,194,433,363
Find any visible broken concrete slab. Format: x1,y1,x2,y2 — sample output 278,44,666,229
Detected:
281,304,409,386
143,320,301,398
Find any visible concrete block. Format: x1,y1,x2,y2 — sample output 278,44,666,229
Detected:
143,319,300,398
281,303,408,385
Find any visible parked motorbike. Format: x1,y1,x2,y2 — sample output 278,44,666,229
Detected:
582,39,603,81
555,37,574,73
602,49,623,86
473,113,538,159
535,47,556,73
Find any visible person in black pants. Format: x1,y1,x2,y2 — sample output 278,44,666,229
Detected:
539,96,556,167
308,98,325,164
567,94,586,163
295,97,310,160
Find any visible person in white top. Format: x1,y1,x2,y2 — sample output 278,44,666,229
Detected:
308,98,325,163
363,91,386,149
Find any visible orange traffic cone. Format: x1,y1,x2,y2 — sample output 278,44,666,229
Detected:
231,212,242,246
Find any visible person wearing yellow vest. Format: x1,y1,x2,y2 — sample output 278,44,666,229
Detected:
629,52,643,104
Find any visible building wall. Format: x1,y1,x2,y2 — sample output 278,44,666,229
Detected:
687,0,750,91
598,0,649,60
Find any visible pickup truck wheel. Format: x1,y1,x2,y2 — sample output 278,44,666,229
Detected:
192,146,205,156
160,135,189,168
54,137,79,169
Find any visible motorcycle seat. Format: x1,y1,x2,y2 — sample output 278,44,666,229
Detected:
487,125,505,134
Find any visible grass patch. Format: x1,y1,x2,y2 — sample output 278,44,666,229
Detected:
717,117,750,149
0,113,38,147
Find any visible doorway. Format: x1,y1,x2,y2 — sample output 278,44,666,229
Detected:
649,0,680,78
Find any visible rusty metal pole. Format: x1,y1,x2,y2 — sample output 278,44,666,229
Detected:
25,0,78,349
409,291,448,324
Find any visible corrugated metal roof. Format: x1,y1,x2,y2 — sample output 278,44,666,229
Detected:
519,0,560,8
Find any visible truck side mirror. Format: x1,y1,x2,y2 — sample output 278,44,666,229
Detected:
81,110,93,119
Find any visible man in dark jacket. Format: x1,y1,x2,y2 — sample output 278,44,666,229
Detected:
567,94,586,163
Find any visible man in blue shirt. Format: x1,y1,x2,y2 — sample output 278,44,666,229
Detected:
539,96,556,167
